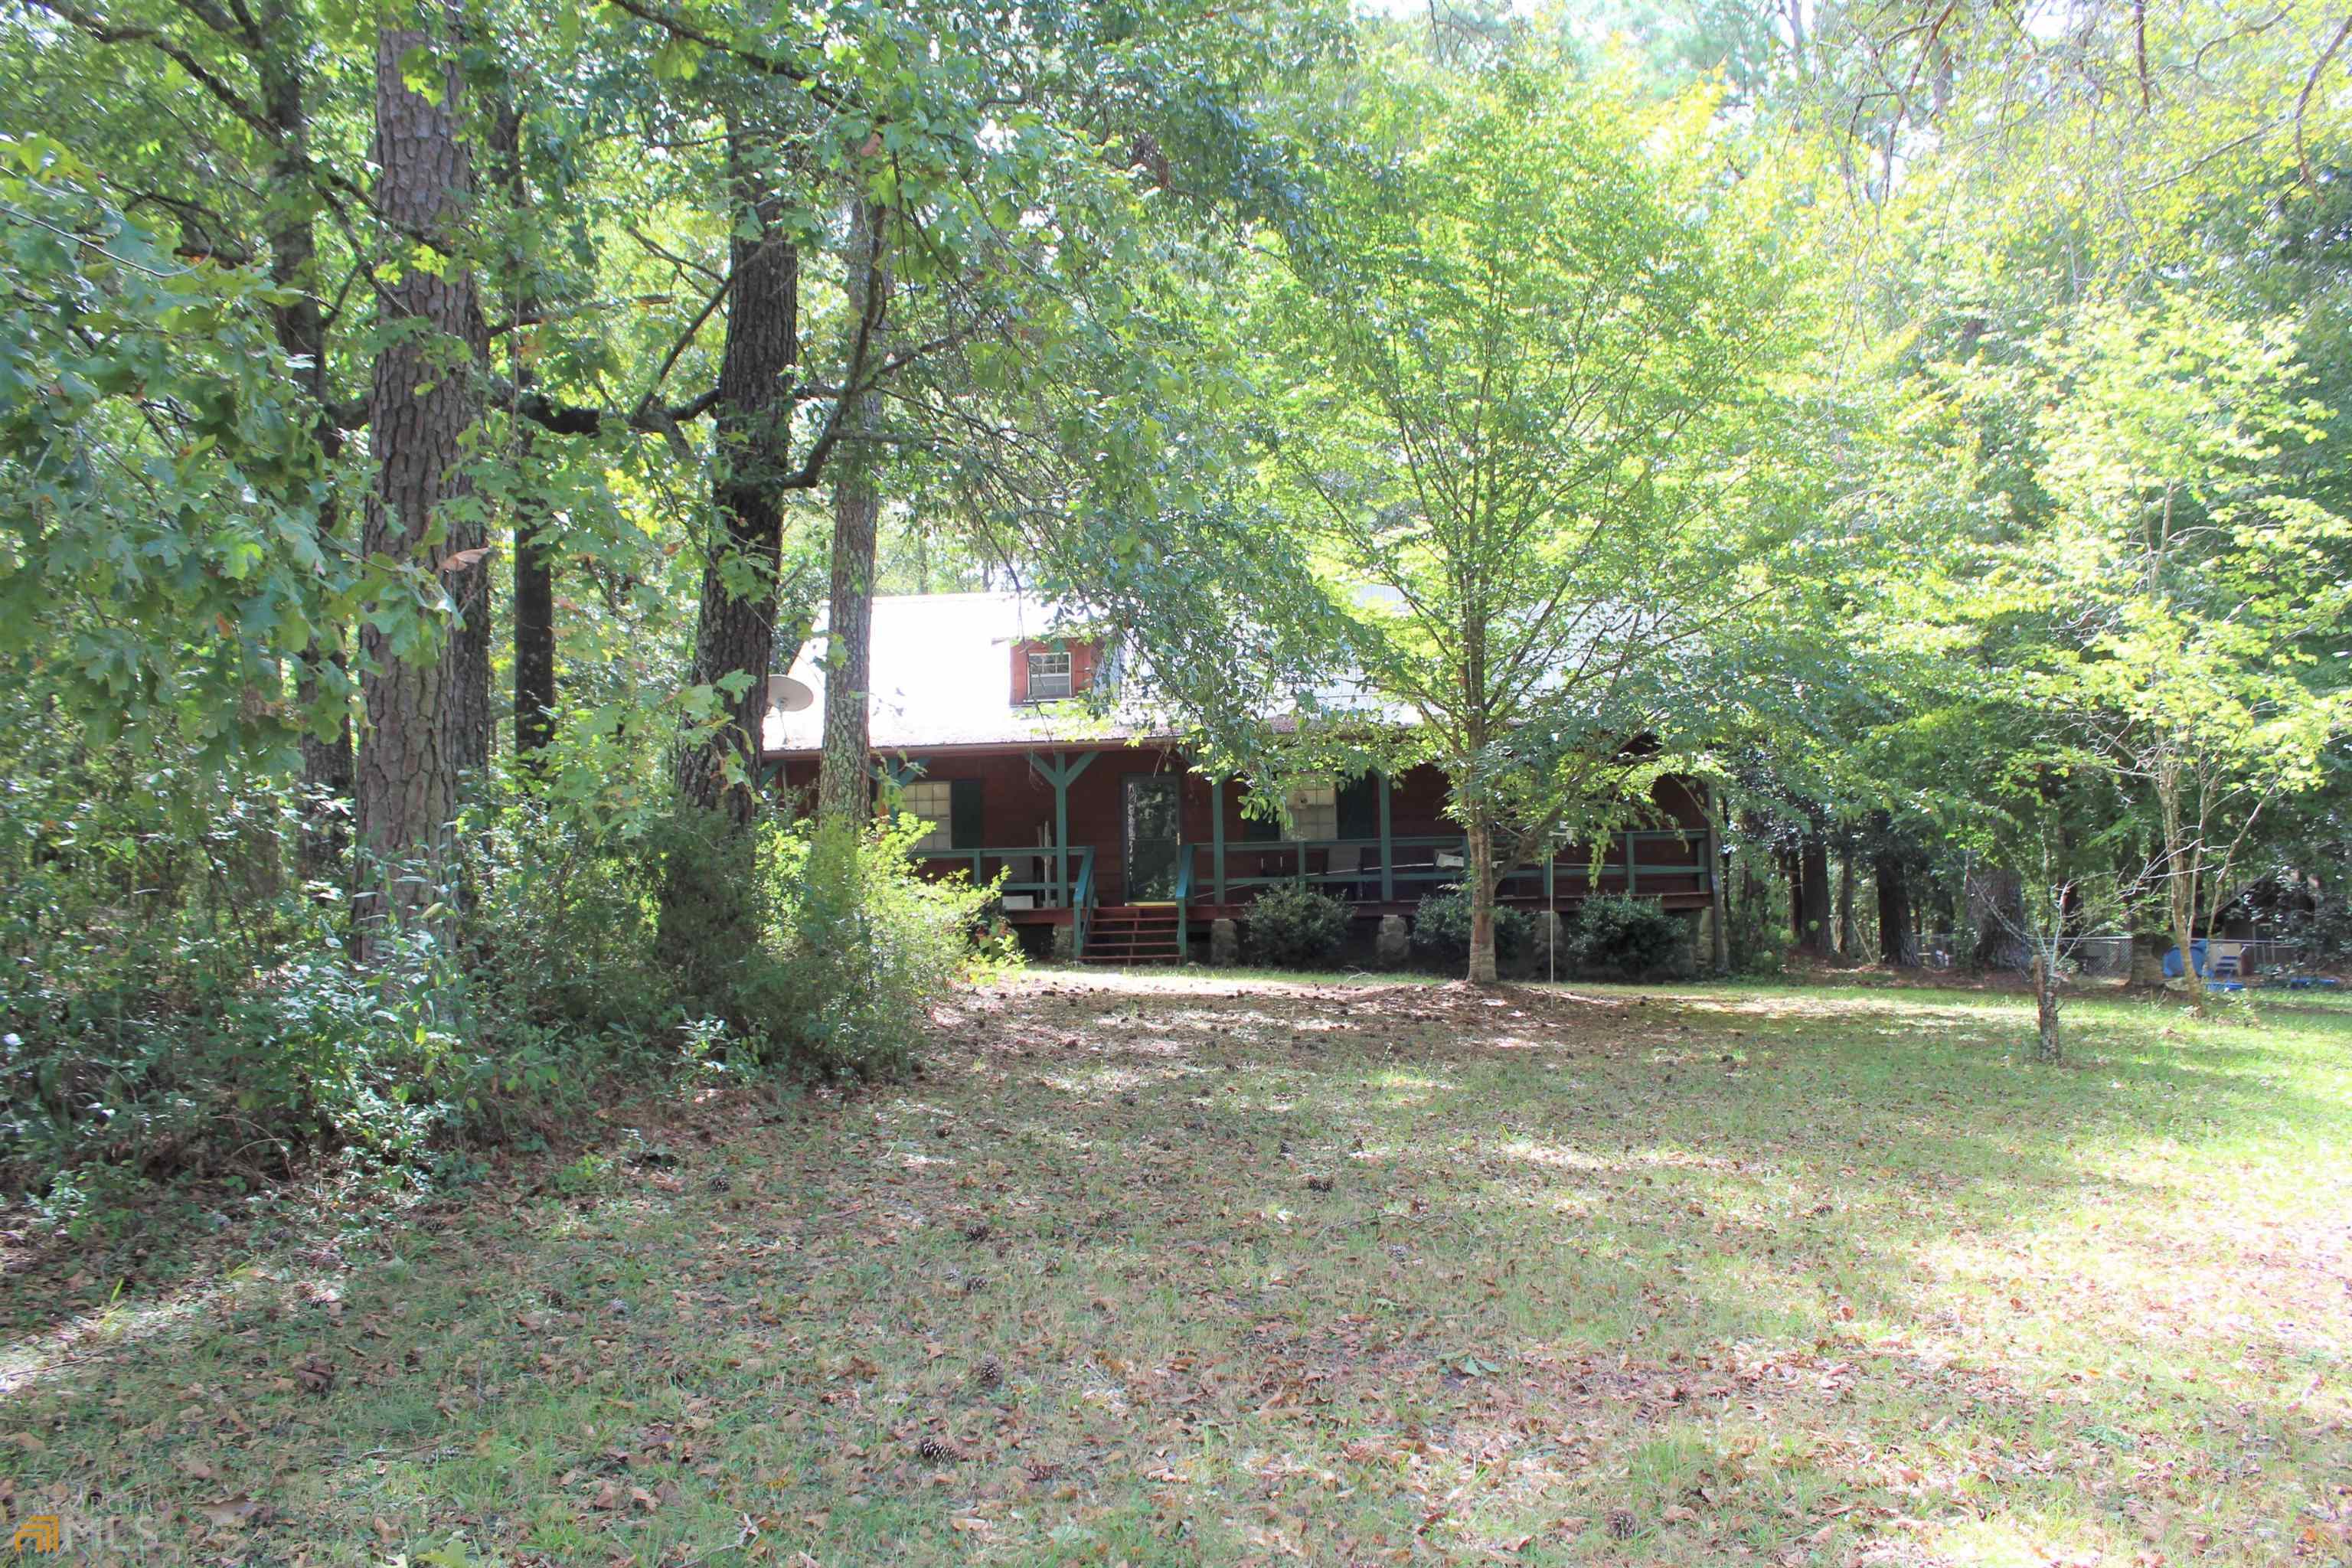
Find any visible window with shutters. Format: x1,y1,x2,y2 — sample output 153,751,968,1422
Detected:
1287,782,1338,841
900,780,953,851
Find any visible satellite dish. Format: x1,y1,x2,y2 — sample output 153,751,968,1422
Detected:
766,673,815,713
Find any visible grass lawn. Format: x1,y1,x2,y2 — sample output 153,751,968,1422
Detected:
4,973,2350,1566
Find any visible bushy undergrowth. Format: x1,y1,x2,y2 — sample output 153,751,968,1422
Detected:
0,743,1011,1207
761,815,1010,1080
1412,885,1532,963
1725,882,1785,976
1245,882,1353,967
1566,893,1692,980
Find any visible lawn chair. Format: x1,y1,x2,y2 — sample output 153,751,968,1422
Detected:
1320,844,1365,900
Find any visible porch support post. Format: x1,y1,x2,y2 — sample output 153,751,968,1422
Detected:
1627,831,1638,897
1210,776,1227,903
1028,750,1098,909
1377,769,1394,903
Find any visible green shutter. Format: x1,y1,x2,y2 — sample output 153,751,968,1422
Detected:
1338,774,1379,840
950,778,985,849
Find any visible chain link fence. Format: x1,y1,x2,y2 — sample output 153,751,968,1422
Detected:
1916,933,2307,978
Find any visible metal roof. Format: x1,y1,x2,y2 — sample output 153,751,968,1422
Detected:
760,592,1162,757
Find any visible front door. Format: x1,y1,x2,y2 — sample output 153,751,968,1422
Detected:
1122,775,1182,902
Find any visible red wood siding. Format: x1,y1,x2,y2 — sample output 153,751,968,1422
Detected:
773,746,1710,907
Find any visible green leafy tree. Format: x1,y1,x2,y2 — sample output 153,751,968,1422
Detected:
2020,293,2352,1011
1241,57,1807,982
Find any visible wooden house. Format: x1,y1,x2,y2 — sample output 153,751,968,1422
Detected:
763,593,1715,962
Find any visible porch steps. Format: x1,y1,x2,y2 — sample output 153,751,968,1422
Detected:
1082,904,1186,965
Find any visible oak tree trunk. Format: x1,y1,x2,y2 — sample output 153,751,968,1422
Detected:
2128,920,2169,988
513,495,555,762
1707,800,1730,974
1782,848,1802,942
2169,858,2207,1014
256,5,353,882
1795,835,1833,956
492,103,557,768
354,19,485,952
673,125,799,823
815,198,887,828
1965,866,2030,972
2030,954,2062,1062
656,126,800,1006
1834,850,1855,956
234,686,285,909
1465,816,1499,984
2155,761,2209,1014
1874,848,1917,966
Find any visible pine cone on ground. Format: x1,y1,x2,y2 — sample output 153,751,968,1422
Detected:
1606,1508,1639,1540
969,1354,1004,1392
915,1435,965,1464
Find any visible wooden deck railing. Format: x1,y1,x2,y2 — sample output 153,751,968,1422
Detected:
915,844,1094,913
1184,828,1710,905
914,830,1712,926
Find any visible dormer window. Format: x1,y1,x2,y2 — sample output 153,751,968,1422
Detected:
1025,649,1073,701
1010,636,1095,703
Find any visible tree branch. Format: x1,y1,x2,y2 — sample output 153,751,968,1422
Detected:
601,0,851,113
24,0,273,138
331,379,722,436
2297,14,2352,185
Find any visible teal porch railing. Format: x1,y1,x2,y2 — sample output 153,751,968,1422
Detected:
916,844,1094,909
1072,849,1096,958
914,844,1098,956
1184,828,1710,906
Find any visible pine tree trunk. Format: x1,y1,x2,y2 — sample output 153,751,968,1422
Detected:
1874,848,1917,966
354,19,484,952
673,122,799,824
815,199,887,828
430,56,490,782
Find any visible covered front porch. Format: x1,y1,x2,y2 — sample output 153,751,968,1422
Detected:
766,741,1717,963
